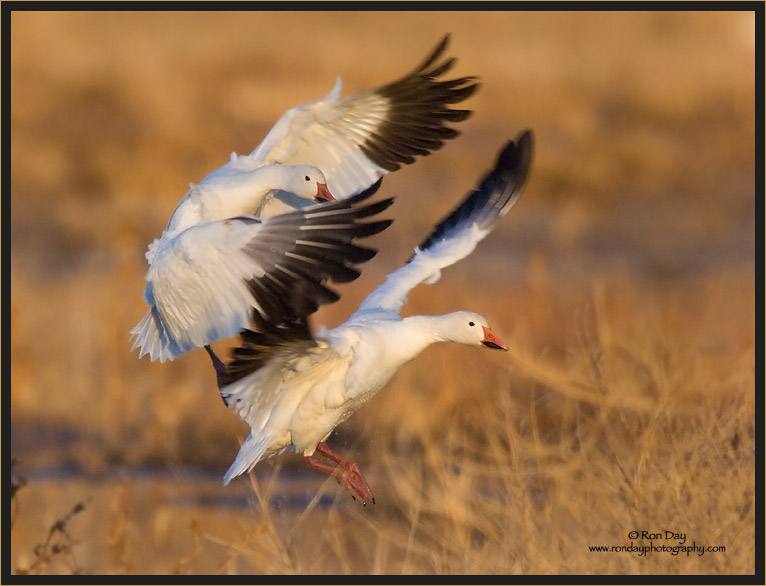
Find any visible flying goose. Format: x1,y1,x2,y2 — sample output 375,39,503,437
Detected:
209,130,534,503
131,34,478,362
239,33,479,216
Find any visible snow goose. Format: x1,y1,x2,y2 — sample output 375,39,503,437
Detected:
230,33,479,216
131,34,477,362
209,130,534,503
131,181,393,362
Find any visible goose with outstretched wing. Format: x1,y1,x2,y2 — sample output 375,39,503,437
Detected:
131,34,478,362
210,130,534,503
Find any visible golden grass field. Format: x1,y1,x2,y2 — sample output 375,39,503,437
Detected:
9,10,756,576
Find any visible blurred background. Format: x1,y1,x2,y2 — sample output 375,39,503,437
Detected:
10,10,756,575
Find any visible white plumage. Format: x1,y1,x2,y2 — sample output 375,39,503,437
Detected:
131,34,478,362
132,184,392,362
212,131,534,502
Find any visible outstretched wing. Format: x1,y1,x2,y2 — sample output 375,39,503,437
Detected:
355,130,534,315
131,181,393,362
252,34,479,212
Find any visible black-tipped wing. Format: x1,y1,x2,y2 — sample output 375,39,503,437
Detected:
356,130,534,314
253,34,479,207
358,34,479,173
416,130,533,253
244,181,392,324
131,181,392,361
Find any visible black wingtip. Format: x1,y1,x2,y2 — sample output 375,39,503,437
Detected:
497,129,534,199
412,129,535,256
338,177,384,206
346,195,395,219
355,176,384,200
479,129,534,200
512,129,533,174
363,34,477,173
205,344,230,391
416,34,452,73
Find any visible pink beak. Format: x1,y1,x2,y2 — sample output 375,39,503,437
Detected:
481,326,508,351
314,182,336,203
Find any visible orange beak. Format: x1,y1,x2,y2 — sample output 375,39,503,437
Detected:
314,182,336,203
481,326,508,351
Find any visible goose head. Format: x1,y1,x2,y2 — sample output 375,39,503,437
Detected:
287,165,336,203
440,311,508,350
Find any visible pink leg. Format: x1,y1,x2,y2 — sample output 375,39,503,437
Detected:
304,441,375,505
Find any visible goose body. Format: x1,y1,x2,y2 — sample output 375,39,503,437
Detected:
131,34,478,362
213,131,534,501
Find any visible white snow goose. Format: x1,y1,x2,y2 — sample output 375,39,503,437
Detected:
131,34,477,362
231,33,479,217
208,130,534,503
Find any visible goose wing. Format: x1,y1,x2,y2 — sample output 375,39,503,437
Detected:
251,34,478,214
131,181,393,362
355,130,533,315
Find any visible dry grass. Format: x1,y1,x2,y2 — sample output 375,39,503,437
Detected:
9,10,756,576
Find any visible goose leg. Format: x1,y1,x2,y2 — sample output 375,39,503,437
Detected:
304,441,375,505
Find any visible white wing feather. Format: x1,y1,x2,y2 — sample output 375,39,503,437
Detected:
131,219,268,362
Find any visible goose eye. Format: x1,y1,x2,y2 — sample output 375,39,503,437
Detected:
469,321,475,327
305,175,311,181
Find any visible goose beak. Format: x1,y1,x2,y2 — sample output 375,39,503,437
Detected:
481,326,508,351
314,182,336,203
